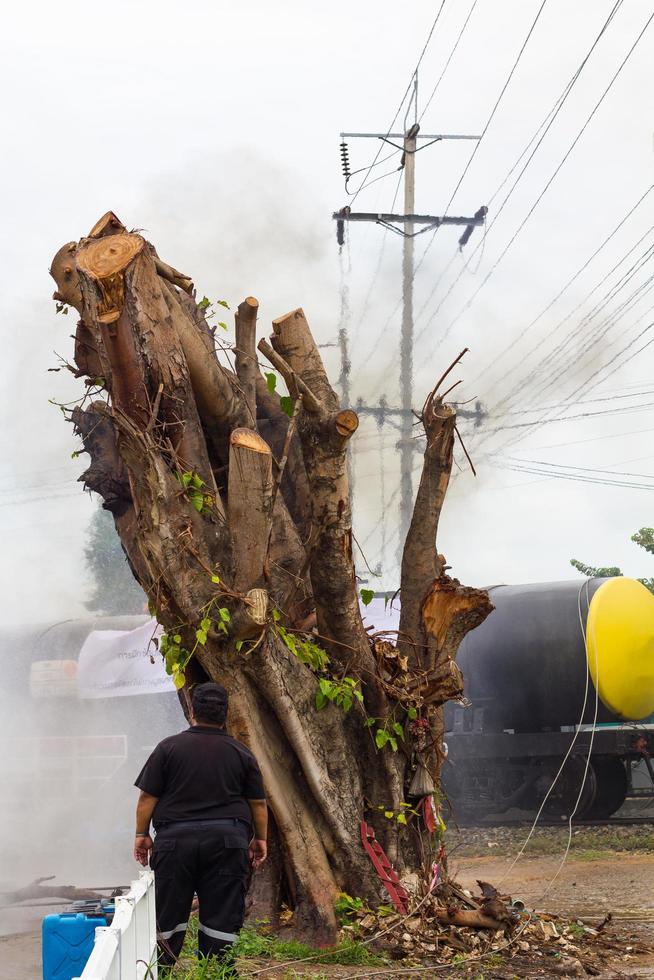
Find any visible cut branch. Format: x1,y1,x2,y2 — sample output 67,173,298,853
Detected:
257,338,321,414
228,427,273,590
235,296,259,427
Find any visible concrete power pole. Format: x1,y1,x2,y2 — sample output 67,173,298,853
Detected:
399,123,418,556
333,114,486,563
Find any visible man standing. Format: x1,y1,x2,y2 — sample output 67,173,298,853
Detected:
133,682,267,969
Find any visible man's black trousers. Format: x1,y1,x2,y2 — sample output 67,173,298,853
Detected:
151,818,250,965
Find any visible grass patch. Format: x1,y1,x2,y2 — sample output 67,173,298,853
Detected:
234,926,386,965
573,848,611,861
169,921,386,977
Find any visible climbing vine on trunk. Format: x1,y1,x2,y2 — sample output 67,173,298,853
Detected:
50,212,493,943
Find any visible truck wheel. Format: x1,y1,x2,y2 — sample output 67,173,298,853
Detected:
585,757,628,818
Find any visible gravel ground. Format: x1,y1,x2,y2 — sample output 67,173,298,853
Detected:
446,821,654,860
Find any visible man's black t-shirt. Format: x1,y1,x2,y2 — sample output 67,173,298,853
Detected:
134,725,265,830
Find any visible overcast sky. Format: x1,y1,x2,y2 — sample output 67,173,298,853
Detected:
1,0,653,623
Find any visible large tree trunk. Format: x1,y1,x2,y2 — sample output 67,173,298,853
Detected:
50,214,492,944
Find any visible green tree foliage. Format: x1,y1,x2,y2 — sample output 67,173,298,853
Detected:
570,527,654,594
85,505,147,615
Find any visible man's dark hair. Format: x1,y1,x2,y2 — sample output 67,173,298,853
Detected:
192,682,229,726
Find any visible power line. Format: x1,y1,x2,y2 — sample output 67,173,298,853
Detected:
409,0,553,286
497,387,654,415
498,453,654,480
442,0,550,215
434,9,654,347
492,461,654,491
483,398,654,433
347,1,448,206
527,270,654,406
510,424,654,452
432,0,626,312
350,170,404,351
561,318,654,404
419,0,480,123
472,182,654,390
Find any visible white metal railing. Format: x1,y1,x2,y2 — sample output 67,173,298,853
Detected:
73,869,157,980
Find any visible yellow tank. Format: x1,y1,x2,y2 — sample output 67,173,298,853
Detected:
586,577,654,720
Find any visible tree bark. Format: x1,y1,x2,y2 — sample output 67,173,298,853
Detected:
51,214,492,942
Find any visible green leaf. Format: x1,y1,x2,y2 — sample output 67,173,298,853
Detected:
173,634,182,644
315,689,327,710
364,717,376,728
384,595,390,609
342,697,352,713
392,721,405,740
218,607,231,623
191,473,204,489
200,617,212,631
235,640,244,652
265,372,277,394
173,672,186,689
181,471,193,488
217,299,230,309
272,608,281,622
375,729,389,749
396,812,407,825
71,450,81,459
360,589,374,607
280,396,294,417
319,678,332,696
354,689,364,703
198,296,210,311
195,629,207,646
217,321,228,331
211,574,220,584
389,737,398,752
384,810,394,820
407,707,418,720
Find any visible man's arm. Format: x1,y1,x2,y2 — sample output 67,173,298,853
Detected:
247,798,268,867
134,791,158,865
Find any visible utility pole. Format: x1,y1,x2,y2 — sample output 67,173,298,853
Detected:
399,123,418,558
333,111,486,561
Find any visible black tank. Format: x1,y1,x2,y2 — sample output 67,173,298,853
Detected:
448,580,616,732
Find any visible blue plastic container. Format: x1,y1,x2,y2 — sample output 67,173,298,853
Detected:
42,909,109,980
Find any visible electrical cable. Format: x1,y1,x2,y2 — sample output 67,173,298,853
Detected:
409,0,553,284
495,314,654,455
418,0,480,123
497,387,654,414
442,0,550,216
471,183,654,390
517,247,654,407
561,318,654,404
497,454,654,480
491,462,654,490
351,170,405,350
434,9,654,348
539,580,599,901
496,581,595,886
348,1,448,206
472,294,654,459
432,0,626,308
510,424,654,452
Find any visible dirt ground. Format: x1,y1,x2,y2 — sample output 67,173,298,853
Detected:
3,851,654,979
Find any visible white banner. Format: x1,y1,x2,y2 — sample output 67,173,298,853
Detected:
75,598,400,700
359,595,401,635
77,619,173,699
